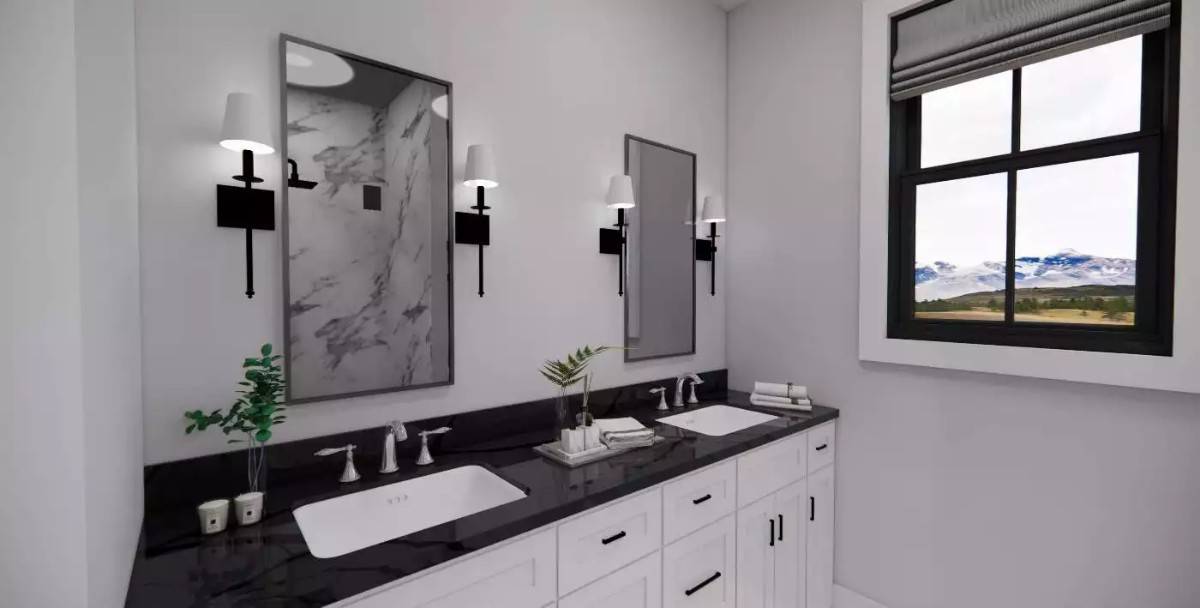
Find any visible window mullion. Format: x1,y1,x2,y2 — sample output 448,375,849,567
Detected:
1005,69,1021,324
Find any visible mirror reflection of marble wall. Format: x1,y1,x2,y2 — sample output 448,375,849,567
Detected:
625,135,697,361
282,37,452,402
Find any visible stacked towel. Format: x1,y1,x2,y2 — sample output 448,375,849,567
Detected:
594,417,657,449
601,428,657,449
750,381,812,411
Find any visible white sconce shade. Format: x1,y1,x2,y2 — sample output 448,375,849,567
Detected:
701,195,726,223
463,145,499,189
606,175,636,209
219,92,274,155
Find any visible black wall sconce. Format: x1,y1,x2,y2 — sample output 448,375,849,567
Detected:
455,144,497,297
216,92,275,299
287,158,317,189
598,175,636,296
696,195,725,296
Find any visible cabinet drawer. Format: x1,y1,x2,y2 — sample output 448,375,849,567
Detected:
662,516,736,608
808,421,836,472
737,433,807,507
558,488,662,594
559,552,661,608
343,528,556,608
662,460,736,543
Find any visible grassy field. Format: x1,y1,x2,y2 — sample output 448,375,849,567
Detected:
917,307,1135,325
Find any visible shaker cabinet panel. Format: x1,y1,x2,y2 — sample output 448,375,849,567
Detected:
662,516,736,608
806,465,836,608
736,495,776,608
558,488,662,594
559,552,661,608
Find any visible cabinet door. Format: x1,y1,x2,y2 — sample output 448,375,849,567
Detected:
735,495,775,608
806,466,835,608
662,516,736,608
345,528,556,608
771,480,808,608
559,552,661,608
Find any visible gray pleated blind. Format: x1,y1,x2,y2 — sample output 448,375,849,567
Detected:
891,0,1172,99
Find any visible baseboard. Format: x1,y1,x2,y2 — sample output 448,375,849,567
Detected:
835,584,888,608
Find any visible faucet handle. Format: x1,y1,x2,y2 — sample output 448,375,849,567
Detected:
418,426,451,438
315,444,360,483
649,387,668,411
416,427,451,466
388,421,408,442
688,378,703,404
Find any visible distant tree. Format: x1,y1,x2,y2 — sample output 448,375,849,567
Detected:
987,298,1000,311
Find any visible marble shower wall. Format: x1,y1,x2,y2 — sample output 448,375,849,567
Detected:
285,80,450,401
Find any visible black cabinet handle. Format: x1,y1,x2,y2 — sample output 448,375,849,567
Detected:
685,571,722,597
777,514,783,541
692,494,712,505
815,443,828,451
601,531,626,545
810,496,815,521
769,518,775,547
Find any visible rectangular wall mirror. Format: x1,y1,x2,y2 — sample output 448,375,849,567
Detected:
280,36,453,403
624,135,697,361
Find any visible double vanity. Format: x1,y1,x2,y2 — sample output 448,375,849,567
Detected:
126,381,837,608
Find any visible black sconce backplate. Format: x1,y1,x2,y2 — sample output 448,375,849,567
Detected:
695,238,714,261
217,185,276,231
598,228,623,255
455,212,490,246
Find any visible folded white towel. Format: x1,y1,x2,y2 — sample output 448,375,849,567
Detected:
750,395,813,411
754,382,808,400
594,417,647,434
750,393,812,407
601,429,657,449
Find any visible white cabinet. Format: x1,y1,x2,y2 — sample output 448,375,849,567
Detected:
662,516,736,608
343,528,556,608
806,465,835,608
559,552,661,608
736,480,807,608
339,421,837,608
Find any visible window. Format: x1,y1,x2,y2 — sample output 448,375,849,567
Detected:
888,31,1179,355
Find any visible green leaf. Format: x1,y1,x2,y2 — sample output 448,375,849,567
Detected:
261,343,272,357
255,429,272,442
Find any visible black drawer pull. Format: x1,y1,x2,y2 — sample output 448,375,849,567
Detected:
692,494,712,505
685,571,722,597
601,531,627,545
769,518,775,547
810,496,815,521
777,514,783,541
815,443,829,451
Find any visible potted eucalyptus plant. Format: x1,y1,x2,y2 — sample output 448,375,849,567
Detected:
184,343,286,525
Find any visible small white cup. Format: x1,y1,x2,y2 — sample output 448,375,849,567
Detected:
197,499,230,535
234,492,264,526
560,428,585,454
582,425,601,450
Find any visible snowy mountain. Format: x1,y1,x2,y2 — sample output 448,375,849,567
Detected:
915,249,1136,302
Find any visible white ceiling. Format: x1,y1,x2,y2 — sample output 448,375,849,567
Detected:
715,0,750,11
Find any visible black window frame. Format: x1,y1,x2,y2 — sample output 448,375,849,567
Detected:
886,5,1181,356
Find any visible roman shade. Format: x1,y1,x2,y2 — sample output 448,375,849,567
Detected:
891,0,1172,99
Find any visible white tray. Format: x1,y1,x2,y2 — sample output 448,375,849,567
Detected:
533,436,664,468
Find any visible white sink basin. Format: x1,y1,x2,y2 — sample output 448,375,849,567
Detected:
293,465,527,558
657,405,779,437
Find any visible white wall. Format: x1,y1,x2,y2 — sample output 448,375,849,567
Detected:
135,0,728,464
727,1,1200,608
76,0,144,604
0,0,142,606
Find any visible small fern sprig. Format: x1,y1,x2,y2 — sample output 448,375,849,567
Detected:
539,345,621,389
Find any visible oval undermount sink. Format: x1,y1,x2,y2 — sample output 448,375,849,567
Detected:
293,464,527,558
657,404,779,437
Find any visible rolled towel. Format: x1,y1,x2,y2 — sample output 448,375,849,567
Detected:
750,393,812,407
750,394,813,411
753,381,808,400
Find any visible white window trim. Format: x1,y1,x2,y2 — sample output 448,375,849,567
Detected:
858,0,1200,393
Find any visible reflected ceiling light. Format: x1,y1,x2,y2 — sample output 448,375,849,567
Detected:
283,42,353,87
431,94,449,119
599,175,636,296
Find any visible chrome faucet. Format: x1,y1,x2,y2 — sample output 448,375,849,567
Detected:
380,421,407,474
416,427,451,466
673,373,703,408
315,444,360,483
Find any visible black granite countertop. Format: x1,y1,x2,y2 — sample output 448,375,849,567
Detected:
125,388,837,607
